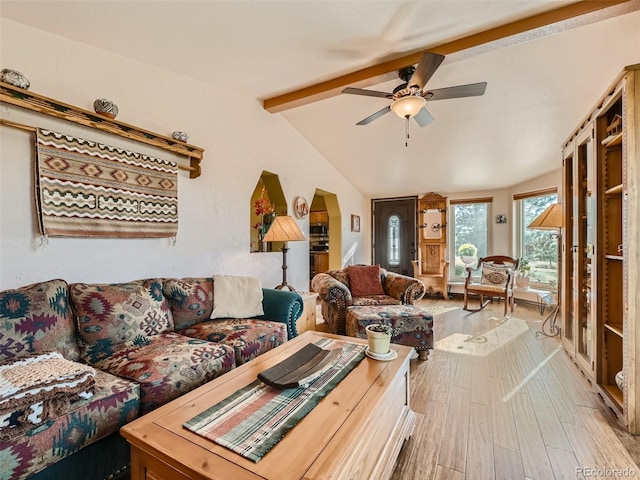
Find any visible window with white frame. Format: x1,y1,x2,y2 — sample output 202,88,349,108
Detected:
450,198,492,279
514,189,559,288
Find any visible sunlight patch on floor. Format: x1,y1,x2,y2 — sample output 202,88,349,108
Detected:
501,345,562,402
422,305,459,316
434,316,529,356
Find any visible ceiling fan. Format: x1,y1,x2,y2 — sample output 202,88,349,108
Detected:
342,52,487,128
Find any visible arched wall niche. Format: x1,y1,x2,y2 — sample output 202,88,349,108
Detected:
310,188,341,271
250,170,286,252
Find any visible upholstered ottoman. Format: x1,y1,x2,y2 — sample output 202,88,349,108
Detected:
345,305,434,360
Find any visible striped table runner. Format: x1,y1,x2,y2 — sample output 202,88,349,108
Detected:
183,339,366,462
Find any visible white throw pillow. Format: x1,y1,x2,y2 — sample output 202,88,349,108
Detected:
210,275,264,319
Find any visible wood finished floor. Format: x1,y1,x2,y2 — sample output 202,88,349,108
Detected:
378,297,640,480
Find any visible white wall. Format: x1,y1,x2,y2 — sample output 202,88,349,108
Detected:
509,169,563,199
0,19,370,290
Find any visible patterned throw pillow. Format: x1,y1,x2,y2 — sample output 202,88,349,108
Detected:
480,263,511,287
163,277,214,330
0,279,80,362
347,265,385,296
70,279,173,356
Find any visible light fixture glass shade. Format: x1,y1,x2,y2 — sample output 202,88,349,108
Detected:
528,203,563,230
263,215,306,242
390,95,426,118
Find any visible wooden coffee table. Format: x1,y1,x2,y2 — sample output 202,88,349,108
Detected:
120,331,415,480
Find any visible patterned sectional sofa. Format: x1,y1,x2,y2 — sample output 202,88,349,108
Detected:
0,277,303,480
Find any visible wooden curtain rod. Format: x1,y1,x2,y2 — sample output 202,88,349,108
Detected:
0,118,195,172
0,118,36,133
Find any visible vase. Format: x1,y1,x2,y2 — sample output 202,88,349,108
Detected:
365,324,391,354
460,255,475,265
516,276,530,289
93,98,119,119
1,69,30,89
171,131,189,142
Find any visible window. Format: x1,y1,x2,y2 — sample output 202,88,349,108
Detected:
388,215,400,266
515,189,558,288
450,198,492,278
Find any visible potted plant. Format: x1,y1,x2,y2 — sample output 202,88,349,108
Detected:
365,322,401,354
516,259,531,289
457,243,477,265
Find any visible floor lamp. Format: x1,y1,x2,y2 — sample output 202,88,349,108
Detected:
527,203,563,337
262,215,306,292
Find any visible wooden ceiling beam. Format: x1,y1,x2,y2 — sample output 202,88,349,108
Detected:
263,0,631,113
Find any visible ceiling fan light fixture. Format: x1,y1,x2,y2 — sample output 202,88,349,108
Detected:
390,95,426,118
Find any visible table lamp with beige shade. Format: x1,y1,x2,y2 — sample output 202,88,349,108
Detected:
263,215,306,291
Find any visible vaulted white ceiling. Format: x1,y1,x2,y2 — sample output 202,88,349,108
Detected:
2,1,639,197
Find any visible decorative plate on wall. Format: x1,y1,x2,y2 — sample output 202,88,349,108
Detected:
294,196,309,219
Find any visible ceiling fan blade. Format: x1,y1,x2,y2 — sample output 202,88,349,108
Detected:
356,105,392,125
407,52,445,90
425,82,487,101
413,107,435,127
342,87,393,99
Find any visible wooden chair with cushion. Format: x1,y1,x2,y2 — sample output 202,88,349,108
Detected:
463,255,519,315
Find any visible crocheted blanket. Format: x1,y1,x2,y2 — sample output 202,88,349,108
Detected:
0,352,96,439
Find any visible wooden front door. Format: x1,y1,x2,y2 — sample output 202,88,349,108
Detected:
372,197,417,276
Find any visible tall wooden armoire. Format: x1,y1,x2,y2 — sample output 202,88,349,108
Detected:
412,193,449,299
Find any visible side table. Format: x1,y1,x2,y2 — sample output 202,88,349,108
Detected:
296,292,318,335
535,291,560,338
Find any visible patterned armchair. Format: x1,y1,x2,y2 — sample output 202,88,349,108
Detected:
311,266,426,335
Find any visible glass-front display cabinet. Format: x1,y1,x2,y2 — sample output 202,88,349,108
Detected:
561,65,639,433
562,127,596,378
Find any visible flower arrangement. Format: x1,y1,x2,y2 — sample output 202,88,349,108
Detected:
254,186,276,243
458,243,477,257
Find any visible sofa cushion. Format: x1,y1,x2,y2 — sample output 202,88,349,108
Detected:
1,369,139,480
163,277,214,330
0,352,96,439
352,295,402,307
179,319,286,365
87,331,235,413
347,265,385,296
0,279,80,362
70,279,173,359
210,275,264,319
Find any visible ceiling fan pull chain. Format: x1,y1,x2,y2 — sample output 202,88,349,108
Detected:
405,116,410,147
